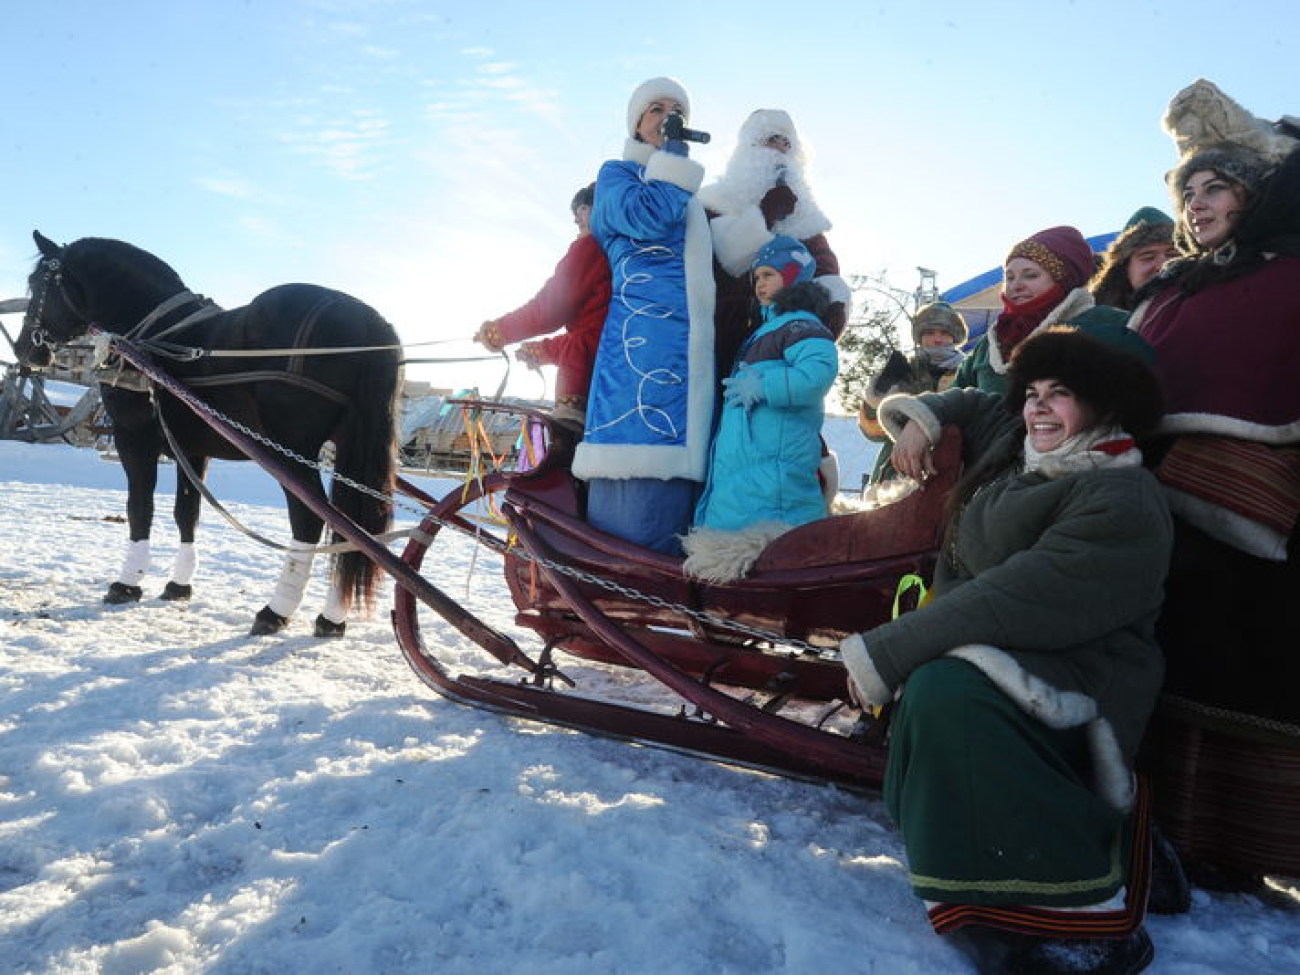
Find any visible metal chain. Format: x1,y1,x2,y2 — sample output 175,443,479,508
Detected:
508,548,827,654
161,375,827,654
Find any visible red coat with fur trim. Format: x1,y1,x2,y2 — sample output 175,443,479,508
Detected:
493,234,612,403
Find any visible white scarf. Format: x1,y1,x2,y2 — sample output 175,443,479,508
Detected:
1022,425,1143,478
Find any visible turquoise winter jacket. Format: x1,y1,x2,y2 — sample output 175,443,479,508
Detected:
694,308,837,531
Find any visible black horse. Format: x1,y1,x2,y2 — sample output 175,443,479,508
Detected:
15,230,401,636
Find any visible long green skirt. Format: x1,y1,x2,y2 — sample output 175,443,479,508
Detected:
885,658,1131,909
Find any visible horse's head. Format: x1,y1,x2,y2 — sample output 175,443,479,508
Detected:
15,230,189,369
14,231,82,369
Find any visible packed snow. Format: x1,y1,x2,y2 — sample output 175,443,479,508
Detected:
2,439,1297,975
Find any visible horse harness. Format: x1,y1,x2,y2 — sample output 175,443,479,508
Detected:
98,291,358,411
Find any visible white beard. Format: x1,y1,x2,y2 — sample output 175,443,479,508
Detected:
697,144,831,240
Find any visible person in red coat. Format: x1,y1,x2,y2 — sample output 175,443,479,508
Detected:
474,184,612,427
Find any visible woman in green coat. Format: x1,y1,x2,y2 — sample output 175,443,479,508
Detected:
952,225,1140,396
842,328,1171,975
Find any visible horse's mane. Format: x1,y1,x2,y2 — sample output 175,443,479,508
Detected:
58,237,190,330
66,237,188,294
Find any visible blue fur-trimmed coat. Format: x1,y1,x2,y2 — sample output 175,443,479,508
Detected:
572,139,716,482
693,308,837,531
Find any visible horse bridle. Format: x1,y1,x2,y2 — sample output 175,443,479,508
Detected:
23,257,70,358
23,257,96,364
24,256,206,366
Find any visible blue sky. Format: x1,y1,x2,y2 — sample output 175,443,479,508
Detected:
4,0,1296,396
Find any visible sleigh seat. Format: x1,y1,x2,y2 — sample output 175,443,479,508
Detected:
752,426,960,573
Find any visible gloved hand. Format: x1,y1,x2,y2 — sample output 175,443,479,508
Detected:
872,350,912,395
516,341,544,370
759,184,797,228
474,320,504,352
663,139,689,157
722,366,766,409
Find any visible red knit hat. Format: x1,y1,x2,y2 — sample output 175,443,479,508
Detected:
1005,225,1094,292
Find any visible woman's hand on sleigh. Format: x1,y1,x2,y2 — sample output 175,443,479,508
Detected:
891,421,938,485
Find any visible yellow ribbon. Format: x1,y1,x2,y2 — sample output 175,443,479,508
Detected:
892,573,930,619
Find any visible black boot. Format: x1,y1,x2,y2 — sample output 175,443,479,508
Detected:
1184,860,1266,894
1148,824,1192,914
950,925,1154,975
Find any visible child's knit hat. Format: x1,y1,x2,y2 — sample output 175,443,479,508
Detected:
752,235,815,286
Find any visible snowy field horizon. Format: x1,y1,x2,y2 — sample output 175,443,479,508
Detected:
2,439,1297,974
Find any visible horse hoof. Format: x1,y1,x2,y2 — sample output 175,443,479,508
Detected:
160,582,193,601
104,583,143,605
313,615,347,638
250,606,290,636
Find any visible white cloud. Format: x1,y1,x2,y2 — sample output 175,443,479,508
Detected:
277,109,395,181
195,176,258,201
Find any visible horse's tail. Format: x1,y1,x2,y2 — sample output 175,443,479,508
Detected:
329,327,400,615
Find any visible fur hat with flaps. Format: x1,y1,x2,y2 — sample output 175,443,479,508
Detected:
911,302,967,346
1163,79,1298,167
1089,207,1175,308
1155,80,1300,275
1003,327,1164,439
1005,226,1095,293
1163,79,1299,210
1168,142,1275,204
626,77,690,138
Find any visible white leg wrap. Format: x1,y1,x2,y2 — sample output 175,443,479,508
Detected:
170,543,198,586
266,541,316,619
118,539,151,586
320,586,349,626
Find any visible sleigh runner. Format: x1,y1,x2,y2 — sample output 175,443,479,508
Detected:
391,403,961,790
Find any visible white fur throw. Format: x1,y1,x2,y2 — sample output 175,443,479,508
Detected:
681,522,792,583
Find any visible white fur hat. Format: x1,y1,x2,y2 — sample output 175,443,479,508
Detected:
626,76,690,137
738,109,798,148
1163,79,1298,165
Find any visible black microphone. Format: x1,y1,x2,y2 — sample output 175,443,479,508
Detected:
662,111,711,145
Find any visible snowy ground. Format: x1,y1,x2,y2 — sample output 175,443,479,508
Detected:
1,439,1297,975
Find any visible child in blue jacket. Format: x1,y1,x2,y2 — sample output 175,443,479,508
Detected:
690,235,838,549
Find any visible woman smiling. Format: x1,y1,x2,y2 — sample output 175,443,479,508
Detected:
844,328,1170,974
952,226,1139,396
